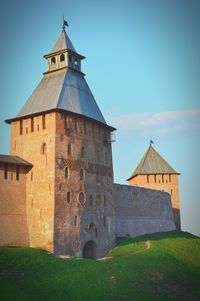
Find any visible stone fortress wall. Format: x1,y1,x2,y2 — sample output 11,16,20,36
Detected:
114,184,176,238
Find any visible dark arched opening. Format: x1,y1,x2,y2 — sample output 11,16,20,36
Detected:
83,240,97,259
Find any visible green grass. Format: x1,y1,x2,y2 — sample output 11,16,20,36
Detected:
0,231,200,301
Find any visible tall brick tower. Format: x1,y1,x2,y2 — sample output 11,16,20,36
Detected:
127,143,181,230
5,22,116,258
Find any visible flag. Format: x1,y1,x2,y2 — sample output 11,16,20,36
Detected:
150,140,154,144
63,20,68,27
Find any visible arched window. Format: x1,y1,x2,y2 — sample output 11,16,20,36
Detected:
65,167,69,179
66,191,71,203
80,168,85,181
60,54,65,62
81,147,85,158
41,143,46,155
67,144,71,155
78,191,85,205
51,57,56,65
88,222,95,232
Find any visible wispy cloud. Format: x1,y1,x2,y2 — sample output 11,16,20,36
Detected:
106,109,200,137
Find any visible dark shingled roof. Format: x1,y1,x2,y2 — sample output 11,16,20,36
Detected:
127,145,179,181
0,154,33,167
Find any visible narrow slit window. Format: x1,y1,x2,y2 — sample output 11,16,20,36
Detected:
104,195,106,207
80,168,85,181
67,144,71,155
4,164,8,180
81,147,85,158
67,191,71,203
74,216,78,226
74,119,78,132
147,175,149,183
89,195,93,206
154,175,156,183
169,174,171,183
16,166,19,181
41,143,46,155
20,120,23,135
97,150,100,161
42,115,46,130
31,117,34,132
105,152,108,164
65,167,69,179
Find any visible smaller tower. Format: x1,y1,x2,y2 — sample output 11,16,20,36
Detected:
127,144,181,230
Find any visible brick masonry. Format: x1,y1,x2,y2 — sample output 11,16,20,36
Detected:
114,183,176,237
0,112,115,258
128,174,181,230
0,115,180,257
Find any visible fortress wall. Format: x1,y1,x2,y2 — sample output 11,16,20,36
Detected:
114,184,175,237
128,174,181,230
0,164,29,247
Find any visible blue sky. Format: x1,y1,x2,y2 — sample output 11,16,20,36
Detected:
0,0,200,235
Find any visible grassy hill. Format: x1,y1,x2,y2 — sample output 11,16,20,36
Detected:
0,231,199,301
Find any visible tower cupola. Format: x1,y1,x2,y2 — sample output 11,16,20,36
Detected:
44,21,85,74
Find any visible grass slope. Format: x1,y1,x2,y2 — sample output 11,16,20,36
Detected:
0,231,200,301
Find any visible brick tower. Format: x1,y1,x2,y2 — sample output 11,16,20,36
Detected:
5,23,116,258
127,143,181,230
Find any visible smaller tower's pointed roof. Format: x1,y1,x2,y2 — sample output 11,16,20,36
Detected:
51,29,76,53
127,145,179,181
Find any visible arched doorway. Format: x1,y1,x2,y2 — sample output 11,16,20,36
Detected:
83,240,97,259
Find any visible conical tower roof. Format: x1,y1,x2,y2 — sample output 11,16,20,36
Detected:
6,26,114,130
127,145,179,181
50,29,76,53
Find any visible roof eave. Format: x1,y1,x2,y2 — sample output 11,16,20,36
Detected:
44,49,85,60
0,155,33,167
43,66,85,76
5,108,116,132
127,171,180,181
